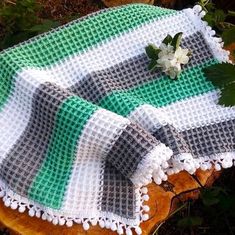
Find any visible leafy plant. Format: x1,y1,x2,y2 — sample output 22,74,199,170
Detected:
177,216,203,228
203,63,235,106
200,186,226,206
198,0,235,46
0,0,60,50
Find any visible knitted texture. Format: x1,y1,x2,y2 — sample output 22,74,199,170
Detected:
0,4,234,235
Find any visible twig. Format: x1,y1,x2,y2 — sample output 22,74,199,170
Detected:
5,0,16,5
151,203,187,235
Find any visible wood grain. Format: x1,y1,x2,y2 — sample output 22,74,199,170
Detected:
0,168,219,235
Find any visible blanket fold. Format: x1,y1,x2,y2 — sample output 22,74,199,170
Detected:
0,3,234,235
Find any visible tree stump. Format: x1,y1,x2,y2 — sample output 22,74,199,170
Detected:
0,168,220,235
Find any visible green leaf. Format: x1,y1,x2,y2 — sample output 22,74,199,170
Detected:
219,84,235,107
214,9,226,24
222,27,235,46
148,60,158,71
201,187,225,206
203,63,235,107
203,63,235,87
145,44,160,60
203,12,216,27
162,34,172,45
171,32,183,50
177,216,203,228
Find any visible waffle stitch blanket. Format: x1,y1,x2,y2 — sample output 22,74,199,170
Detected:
0,3,234,235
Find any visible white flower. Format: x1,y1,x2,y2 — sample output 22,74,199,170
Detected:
165,64,182,79
174,47,189,65
155,43,189,79
158,43,174,59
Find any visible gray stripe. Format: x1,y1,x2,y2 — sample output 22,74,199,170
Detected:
101,161,135,219
153,125,191,155
153,119,235,158
106,122,158,179
69,32,214,103
181,119,235,157
0,83,71,196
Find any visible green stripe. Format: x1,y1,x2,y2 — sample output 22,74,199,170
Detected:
28,96,98,208
0,4,175,109
99,60,218,116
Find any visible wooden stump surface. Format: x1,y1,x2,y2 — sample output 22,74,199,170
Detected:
0,168,220,235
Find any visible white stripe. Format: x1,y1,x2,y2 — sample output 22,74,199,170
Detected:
0,71,50,164
19,10,205,88
128,91,235,132
61,109,130,216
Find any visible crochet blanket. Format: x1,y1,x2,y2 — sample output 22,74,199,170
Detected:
0,4,234,235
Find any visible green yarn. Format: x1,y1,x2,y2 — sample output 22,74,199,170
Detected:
99,60,218,116
0,4,175,109
28,96,97,208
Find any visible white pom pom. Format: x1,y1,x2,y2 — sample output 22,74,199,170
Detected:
83,222,90,230
52,217,58,225
91,219,97,226
215,163,221,171
221,160,229,168
154,177,162,185
162,174,167,181
142,194,149,201
140,187,148,194
194,161,200,169
19,205,26,213
0,191,5,198
143,205,150,212
59,218,65,226
200,164,207,171
111,222,117,231
210,30,216,36
167,169,174,175
158,170,165,179
42,213,47,220
184,164,192,172
162,161,169,169
117,226,124,235
126,228,133,235
46,215,53,222
199,11,206,17
193,5,202,13
10,201,18,210
66,220,73,227
28,208,35,217
36,210,41,218
99,220,105,228
4,198,11,207
105,220,110,229
142,214,149,221
135,226,142,235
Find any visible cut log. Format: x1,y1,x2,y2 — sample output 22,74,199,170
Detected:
0,169,220,235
